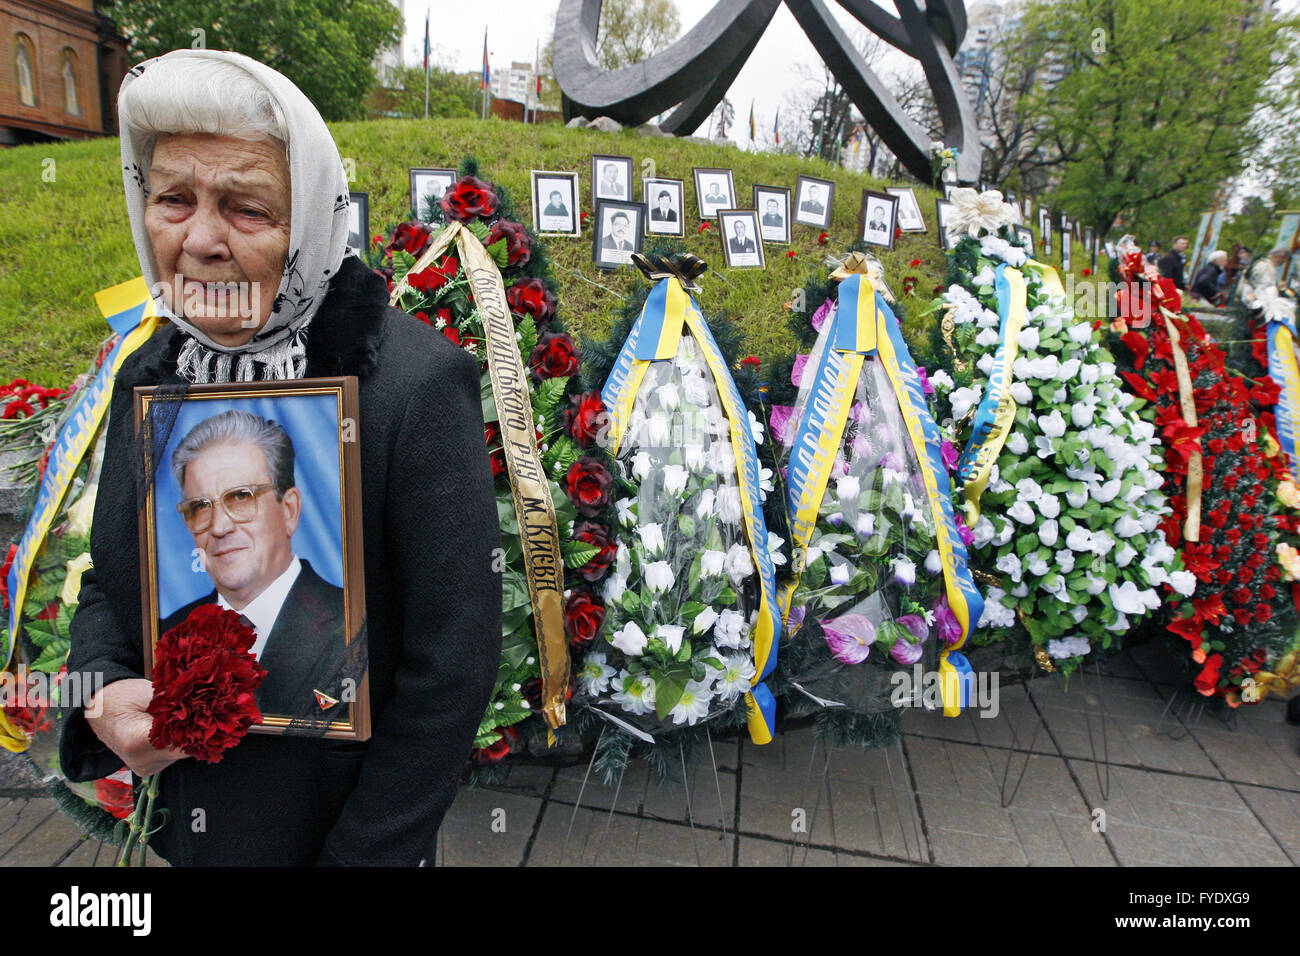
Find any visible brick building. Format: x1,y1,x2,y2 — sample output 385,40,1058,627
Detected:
1,0,128,145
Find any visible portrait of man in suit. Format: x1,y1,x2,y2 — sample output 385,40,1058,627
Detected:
867,203,889,233
800,184,826,216
598,162,624,199
603,211,634,251
163,409,348,721
651,190,678,222
762,198,784,228
729,219,756,254
543,189,569,218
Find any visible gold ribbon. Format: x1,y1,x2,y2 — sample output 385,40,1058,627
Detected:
1161,307,1202,542
828,252,894,302
391,224,568,733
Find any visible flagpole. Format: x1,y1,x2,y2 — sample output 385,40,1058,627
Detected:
423,8,430,120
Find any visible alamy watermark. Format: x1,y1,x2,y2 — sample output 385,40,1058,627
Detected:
151,274,263,328
0,668,103,717
889,664,1000,718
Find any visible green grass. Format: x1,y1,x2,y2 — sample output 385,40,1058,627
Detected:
0,116,1087,384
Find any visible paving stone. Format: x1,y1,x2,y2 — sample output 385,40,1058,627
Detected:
1125,638,1191,685
526,803,642,866
632,816,732,866
1006,807,1115,866
550,759,651,812
58,837,115,868
438,788,542,866
0,798,57,861
1188,724,1300,791
498,763,555,797
736,834,909,866
1236,784,1300,864
1070,761,1288,866
902,683,1057,754
739,724,818,774
2,806,84,865
640,764,735,830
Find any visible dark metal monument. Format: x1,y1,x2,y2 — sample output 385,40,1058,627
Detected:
552,0,982,184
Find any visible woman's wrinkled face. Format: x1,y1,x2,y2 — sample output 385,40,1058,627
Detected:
145,133,291,346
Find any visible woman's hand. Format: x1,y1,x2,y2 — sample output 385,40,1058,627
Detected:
85,679,186,777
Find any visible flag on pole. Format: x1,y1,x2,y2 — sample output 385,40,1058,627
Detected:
748,100,755,141
535,40,542,97
773,107,780,145
423,9,430,73
481,28,490,90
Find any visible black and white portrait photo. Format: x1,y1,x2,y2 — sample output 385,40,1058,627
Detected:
1061,228,1072,272
1039,207,1053,257
1013,224,1034,249
643,177,685,237
408,167,456,222
138,380,369,738
592,199,644,269
347,191,369,258
753,185,790,244
693,168,736,220
793,176,834,229
592,154,633,202
859,190,899,249
887,187,926,233
719,210,764,269
531,170,580,237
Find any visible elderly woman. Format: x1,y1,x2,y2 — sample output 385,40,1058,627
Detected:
1191,250,1229,306
59,50,502,865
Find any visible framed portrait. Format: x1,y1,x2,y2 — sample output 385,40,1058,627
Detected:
718,209,765,269
592,154,634,202
1012,224,1034,249
1038,207,1053,257
346,191,369,259
1021,195,1033,223
135,378,370,740
409,167,457,222
693,167,736,220
859,190,899,249
936,199,960,252
643,177,685,237
793,175,835,229
753,184,791,244
887,186,926,233
531,170,580,237
1061,228,1072,271
1084,226,1098,271
1004,188,1018,210
592,199,645,269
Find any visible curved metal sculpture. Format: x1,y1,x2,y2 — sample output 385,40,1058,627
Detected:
552,0,982,183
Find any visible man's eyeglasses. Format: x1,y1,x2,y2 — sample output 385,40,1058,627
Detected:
177,484,276,532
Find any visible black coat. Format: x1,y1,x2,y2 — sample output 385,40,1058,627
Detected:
60,256,503,866
1159,250,1187,290
158,558,348,720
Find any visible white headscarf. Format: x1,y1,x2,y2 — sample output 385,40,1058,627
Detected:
118,49,352,383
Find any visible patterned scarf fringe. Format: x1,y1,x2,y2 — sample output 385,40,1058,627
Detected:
175,328,309,384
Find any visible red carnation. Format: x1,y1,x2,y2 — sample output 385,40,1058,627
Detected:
565,456,614,517
818,231,830,245
572,521,617,581
95,777,135,821
440,175,499,222
564,590,606,648
2,668,56,736
564,391,608,448
786,250,797,259
486,219,533,271
528,331,580,381
698,222,712,234
909,258,923,268
506,278,557,327
387,221,433,258
1194,653,1223,696
146,604,265,763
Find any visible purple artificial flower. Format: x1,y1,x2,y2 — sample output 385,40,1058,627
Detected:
822,614,876,665
898,614,929,642
787,604,807,631
892,557,917,587
810,298,836,333
941,440,960,472
850,402,871,427
769,404,797,446
879,450,903,471
889,614,929,665
916,366,935,396
832,455,850,477
792,354,811,387
954,512,976,547
934,596,963,647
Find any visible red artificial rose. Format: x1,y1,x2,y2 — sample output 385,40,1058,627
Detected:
146,604,266,763
1255,603,1272,623
388,221,433,257
472,725,520,764
407,255,459,294
741,355,761,369
572,521,617,581
564,391,608,447
487,219,533,271
2,669,55,736
506,278,557,327
440,175,499,222
1251,377,1281,406
565,456,614,517
1194,653,1223,695
94,776,136,821
564,590,606,647
484,423,505,478
1231,586,1252,605
528,331,580,380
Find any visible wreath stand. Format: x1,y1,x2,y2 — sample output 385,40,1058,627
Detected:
1154,685,1237,738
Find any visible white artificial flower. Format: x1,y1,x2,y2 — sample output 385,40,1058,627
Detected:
748,409,765,445
977,353,996,375
682,373,711,407
1034,434,1057,459
693,605,719,635
995,553,1023,583
715,654,755,701
855,512,875,536
948,187,1018,236
1065,526,1093,552
655,383,681,411
976,327,1000,347
695,487,716,520
974,264,997,287
638,522,666,556
1052,387,1067,405
1006,432,1029,455
1010,381,1032,404
604,572,627,603
610,672,656,715
709,440,736,476
662,464,689,496
930,369,954,391
973,516,996,548
892,556,917,586
1007,499,1035,524
1079,363,1100,385
615,498,637,527
631,451,653,481
670,680,714,726
993,517,1015,546
836,474,861,505
1015,477,1043,502
1054,548,1075,573
1037,409,1067,438
577,653,617,696
1114,514,1143,538
717,485,743,525
1071,404,1094,428
925,550,942,575
1091,478,1121,503
1016,327,1040,351
1038,518,1059,547
644,560,675,594
715,609,748,648
725,542,755,583
700,549,726,577
1089,530,1116,556
1038,494,1061,519
1108,581,1158,616
1025,553,1049,577
611,620,648,655
1168,570,1196,596
949,385,983,421
1065,485,1088,509
829,562,852,585
656,624,686,654
1067,322,1093,345
648,413,672,446
766,532,787,567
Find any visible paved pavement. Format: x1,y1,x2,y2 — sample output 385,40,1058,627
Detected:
2,640,1297,867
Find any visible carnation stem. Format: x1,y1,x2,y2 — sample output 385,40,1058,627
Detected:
135,772,162,866
114,775,151,867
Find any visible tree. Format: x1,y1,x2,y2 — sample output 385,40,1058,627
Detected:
102,0,404,120
595,0,681,70
1017,0,1295,238
365,64,477,121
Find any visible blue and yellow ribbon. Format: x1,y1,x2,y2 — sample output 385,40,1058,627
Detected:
782,272,983,716
601,277,783,743
3,278,159,670
1267,312,1300,482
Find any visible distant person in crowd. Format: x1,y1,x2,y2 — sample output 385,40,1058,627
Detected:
1238,246,1294,313
1158,236,1189,290
651,190,677,223
1191,250,1228,306
1145,241,1162,265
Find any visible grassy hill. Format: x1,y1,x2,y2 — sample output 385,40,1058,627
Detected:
0,117,1087,384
